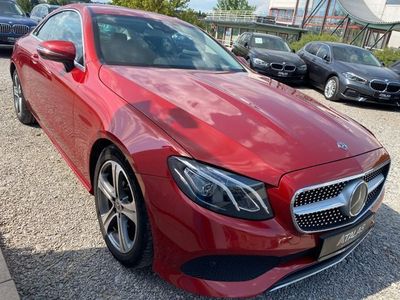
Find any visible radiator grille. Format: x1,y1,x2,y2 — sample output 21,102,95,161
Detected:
292,162,390,233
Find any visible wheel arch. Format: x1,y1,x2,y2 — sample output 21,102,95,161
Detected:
10,62,16,77
325,73,339,84
88,134,141,195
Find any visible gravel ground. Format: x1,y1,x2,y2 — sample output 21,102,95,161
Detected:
0,48,399,300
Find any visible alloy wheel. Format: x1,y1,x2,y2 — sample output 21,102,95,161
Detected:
13,72,23,117
97,160,138,254
325,78,337,99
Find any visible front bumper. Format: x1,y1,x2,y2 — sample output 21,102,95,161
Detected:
140,148,389,298
253,65,307,83
0,32,29,46
339,77,400,106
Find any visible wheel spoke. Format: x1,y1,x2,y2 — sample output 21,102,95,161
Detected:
101,208,117,233
98,173,116,201
121,203,137,225
117,213,129,253
111,162,121,198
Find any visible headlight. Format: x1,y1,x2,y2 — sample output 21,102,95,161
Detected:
253,58,269,67
298,64,307,71
343,72,367,84
168,157,273,220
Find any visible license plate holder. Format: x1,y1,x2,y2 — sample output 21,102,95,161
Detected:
7,37,17,43
377,93,392,100
277,71,288,77
318,215,375,261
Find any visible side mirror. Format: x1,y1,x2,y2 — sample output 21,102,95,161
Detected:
244,42,249,48
381,62,385,67
37,40,76,72
291,49,296,53
26,12,30,17
323,54,330,62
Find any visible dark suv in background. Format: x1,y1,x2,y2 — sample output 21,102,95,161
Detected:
232,32,307,83
0,0,37,47
298,42,400,106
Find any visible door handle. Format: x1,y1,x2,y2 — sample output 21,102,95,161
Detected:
31,53,39,64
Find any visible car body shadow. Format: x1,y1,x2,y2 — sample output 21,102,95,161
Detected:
0,203,398,300
0,48,12,59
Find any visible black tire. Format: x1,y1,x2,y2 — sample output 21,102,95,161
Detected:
12,70,35,125
94,145,153,268
324,76,340,101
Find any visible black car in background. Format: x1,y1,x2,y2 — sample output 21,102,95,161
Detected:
232,32,307,83
390,60,400,76
30,4,60,22
298,42,400,106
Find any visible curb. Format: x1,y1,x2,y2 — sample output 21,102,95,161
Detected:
0,248,19,299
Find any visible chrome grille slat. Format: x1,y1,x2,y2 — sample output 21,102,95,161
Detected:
12,24,30,35
291,161,390,233
0,23,12,34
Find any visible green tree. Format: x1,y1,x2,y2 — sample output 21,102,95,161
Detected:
112,0,190,16
16,0,32,13
214,0,255,11
112,0,207,27
177,9,206,29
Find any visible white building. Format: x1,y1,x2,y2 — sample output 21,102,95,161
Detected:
265,0,400,48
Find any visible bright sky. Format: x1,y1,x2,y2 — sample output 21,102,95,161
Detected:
188,0,268,12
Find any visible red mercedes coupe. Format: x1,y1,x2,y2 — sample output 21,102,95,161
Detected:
10,4,390,298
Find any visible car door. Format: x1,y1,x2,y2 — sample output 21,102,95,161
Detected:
21,10,85,162
234,33,250,57
232,34,243,55
300,42,321,84
314,44,333,86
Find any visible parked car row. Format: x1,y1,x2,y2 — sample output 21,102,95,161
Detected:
0,0,59,47
233,32,400,107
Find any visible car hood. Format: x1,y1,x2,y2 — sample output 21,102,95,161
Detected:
251,49,305,65
99,66,382,186
337,62,400,81
0,15,37,26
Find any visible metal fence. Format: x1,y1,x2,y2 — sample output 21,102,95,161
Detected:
205,10,276,24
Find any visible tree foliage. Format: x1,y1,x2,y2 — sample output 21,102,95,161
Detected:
112,0,206,28
373,48,400,67
112,0,190,15
214,0,255,11
290,33,341,52
16,0,32,13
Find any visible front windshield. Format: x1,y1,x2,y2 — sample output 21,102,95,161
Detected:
332,45,381,66
0,2,25,16
251,36,291,52
94,14,244,72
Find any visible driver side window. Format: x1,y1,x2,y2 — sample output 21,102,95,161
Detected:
35,11,84,66
316,45,330,61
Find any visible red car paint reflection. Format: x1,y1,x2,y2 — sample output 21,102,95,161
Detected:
10,4,390,298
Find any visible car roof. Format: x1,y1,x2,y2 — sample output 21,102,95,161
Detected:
315,41,366,50
64,3,186,24
34,3,59,7
245,32,283,39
